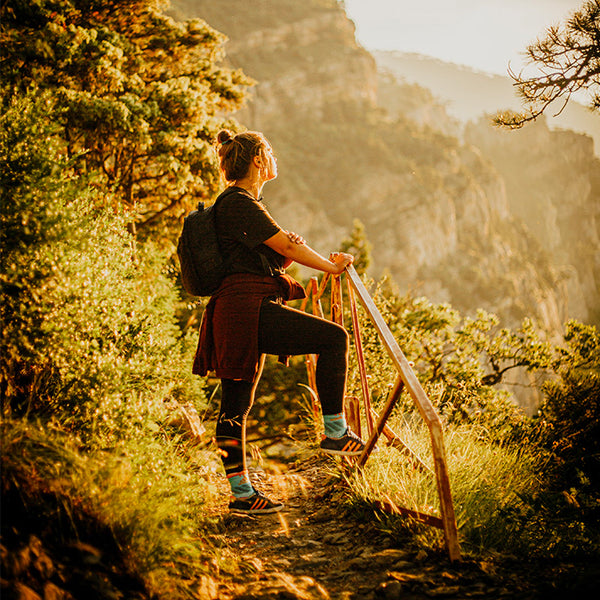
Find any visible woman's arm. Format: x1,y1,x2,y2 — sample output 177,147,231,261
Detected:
264,230,353,274
280,231,305,268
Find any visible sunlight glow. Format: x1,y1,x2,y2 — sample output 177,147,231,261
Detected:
344,0,584,75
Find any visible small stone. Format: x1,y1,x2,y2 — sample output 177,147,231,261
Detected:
13,583,42,600
323,531,350,544
34,552,55,579
246,557,263,573
360,546,378,558
371,548,412,567
165,401,206,441
28,536,43,557
238,572,329,600
387,571,427,582
347,556,370,570
10,546,32,578
274,558,292,568
311,507,334,522
43,582,74,600
68,541,102,562
425,585,461,597
376,580,403,600
196,575,219,600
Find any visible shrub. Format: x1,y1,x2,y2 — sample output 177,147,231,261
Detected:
345,276,551,438
0,89,227,596
537,320,600,489
0,89,206,445
0,418,231,598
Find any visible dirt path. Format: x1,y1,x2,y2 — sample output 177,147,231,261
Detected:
206,451,527,600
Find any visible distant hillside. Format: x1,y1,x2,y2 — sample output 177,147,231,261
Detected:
171,0,599,339
372,50,600,155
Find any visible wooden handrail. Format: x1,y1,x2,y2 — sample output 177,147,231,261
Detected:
345,266,440,425
344,265,460,561
301,265,461,561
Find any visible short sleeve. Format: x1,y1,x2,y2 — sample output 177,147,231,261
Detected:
219,192,281,249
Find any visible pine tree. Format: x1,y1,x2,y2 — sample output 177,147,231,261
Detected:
0,0,252,237
340,218,372,276
495,0,600,128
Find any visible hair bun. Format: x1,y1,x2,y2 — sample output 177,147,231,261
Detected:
217,130,233,145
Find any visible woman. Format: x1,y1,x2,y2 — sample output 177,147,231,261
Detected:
193,129,365,514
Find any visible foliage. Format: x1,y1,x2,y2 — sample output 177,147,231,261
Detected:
345,275,552,438
340,218,372,276
0,90,205,445
350,417,544,551
2,0,599,581
536,320,600,489
495,0,600,128
0,418,232,598
348,414,599,559
343,271,598,559
0,89,231,595
0,0,252,236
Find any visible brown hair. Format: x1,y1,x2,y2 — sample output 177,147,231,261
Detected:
216,129,270,182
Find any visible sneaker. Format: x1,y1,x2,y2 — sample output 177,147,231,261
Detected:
229,490,284,515
320,428,366,456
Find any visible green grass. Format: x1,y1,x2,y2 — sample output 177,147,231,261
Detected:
0,417,237,598
346,413,549,556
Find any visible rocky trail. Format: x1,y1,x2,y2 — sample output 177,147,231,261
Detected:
2,439,593,600
206,451,546,600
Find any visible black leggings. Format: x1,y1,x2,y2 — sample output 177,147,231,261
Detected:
216,298,349,473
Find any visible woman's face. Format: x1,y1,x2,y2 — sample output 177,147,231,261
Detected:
261,143,278,181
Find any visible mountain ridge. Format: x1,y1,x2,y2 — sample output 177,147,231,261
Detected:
372,49,600,154
171,0,599,342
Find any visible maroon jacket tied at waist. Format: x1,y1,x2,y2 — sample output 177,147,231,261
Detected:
193,272,306,383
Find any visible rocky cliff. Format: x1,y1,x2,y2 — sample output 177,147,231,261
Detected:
171,0,599,334
465,117,600,325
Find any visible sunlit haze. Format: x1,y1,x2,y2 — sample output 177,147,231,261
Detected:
344,0,584,75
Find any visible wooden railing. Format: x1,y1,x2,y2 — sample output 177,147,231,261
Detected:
299,265,461,561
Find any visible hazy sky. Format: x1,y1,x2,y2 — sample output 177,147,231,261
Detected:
344,0,584,75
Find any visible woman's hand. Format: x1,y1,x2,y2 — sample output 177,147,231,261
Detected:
328,252,354,274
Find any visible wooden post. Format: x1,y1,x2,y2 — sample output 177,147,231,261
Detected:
345,395,361,438
311,276,325,320
331,274,343,326
356,376,404,468
317,272,331,300
346,276,375,436
300,265,461,561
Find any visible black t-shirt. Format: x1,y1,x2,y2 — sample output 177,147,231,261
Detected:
215,187,287,276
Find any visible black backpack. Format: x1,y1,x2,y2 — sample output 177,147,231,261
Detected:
177,191,233,297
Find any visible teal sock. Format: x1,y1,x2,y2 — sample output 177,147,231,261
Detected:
227,470,254,498
323,413,347,439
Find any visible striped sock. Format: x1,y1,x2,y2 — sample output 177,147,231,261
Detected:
323,412,347,439
227,470,254,499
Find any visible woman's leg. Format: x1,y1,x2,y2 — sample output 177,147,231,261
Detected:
216,356,265,498
257,299,351,438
